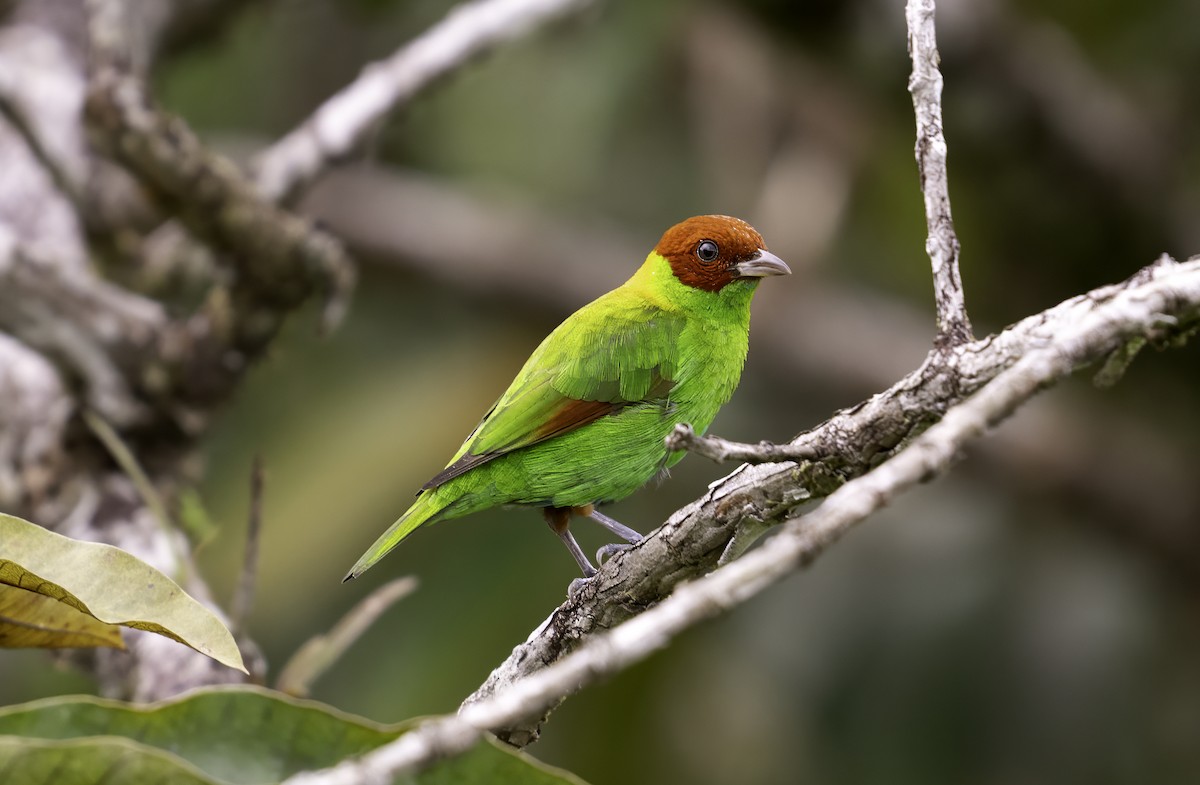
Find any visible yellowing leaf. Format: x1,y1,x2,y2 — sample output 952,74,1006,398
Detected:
0,513,245,672
0,584,124,649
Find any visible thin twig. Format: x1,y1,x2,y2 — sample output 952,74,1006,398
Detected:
229,455,265,634
906,0,972,346
275,577,419,698
666,423,821,463
253,0,595,203
81,410,171,531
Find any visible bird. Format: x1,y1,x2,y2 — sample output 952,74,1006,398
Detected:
345,215,790,581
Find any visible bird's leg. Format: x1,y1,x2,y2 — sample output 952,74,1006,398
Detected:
578,504,643,544
544,507,597,578
574,504,643,566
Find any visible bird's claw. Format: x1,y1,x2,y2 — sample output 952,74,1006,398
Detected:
596,541,637,565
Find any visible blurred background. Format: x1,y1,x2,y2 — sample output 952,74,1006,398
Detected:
5,0,1200,782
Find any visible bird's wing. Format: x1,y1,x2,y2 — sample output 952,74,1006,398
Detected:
422,297,683,490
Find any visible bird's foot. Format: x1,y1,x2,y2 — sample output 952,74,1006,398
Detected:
596,541,637,565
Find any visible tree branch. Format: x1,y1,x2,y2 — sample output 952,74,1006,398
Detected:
0,232,163,426
672,255,1196,467
907,0,972,347
666,423,821,463
253,0,596,203
83,63,356,334
285,253,1200,783
460,253,1200,746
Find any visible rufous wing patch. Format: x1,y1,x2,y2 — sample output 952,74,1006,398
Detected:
421,398,621,491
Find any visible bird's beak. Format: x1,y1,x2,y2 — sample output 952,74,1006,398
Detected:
734,249,791,279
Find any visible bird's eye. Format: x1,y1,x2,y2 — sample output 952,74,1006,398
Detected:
696,240,719,263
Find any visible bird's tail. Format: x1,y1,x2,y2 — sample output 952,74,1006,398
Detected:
343,492,444,582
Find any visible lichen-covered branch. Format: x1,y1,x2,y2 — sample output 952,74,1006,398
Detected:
83,63,356,335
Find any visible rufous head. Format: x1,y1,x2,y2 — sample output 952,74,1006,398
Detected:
655,215,790,292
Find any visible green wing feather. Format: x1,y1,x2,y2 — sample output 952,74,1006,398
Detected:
423,295,684,490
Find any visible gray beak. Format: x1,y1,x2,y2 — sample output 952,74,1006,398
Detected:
734,249,791,278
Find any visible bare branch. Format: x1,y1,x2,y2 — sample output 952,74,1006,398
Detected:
464,254,1200,747
666,423,821,463
907,0,972,347
253,0,595,203
0,234,164,425
676,255,1196,470
285,255,1200,783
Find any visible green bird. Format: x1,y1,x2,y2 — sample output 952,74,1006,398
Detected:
346,215,789,580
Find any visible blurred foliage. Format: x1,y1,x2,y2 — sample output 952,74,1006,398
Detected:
6,0,1199,783
0,687,587,784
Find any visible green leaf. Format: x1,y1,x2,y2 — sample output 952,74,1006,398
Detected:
0,513,244,672
0,584,124,649
418,741,591,785
0,687,589,785
0,737,217,785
